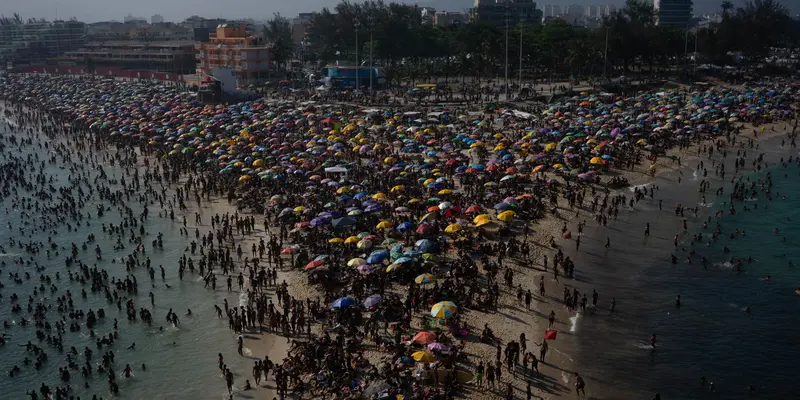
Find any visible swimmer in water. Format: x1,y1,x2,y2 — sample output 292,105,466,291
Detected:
649,334,657,348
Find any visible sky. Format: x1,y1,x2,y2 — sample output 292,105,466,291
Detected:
0,0,797,23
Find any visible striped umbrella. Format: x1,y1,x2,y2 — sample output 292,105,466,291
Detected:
430,301,457,319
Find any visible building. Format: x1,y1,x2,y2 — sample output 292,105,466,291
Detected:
561,4,585,24
151,14,165,24
0,19,86,66
421,7,437,24
292,13,314,60
59,40,196,73
196,24,271,86
434,12,469,26
123,14,148,25
470,0,542,29
654,0,693,27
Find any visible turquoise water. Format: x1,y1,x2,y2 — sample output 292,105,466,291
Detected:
558,137,800,399
0,119,257,400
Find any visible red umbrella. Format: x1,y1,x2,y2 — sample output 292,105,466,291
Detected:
416,223,432,234
413,331,437,344
465,205,481,213
304,260,324,271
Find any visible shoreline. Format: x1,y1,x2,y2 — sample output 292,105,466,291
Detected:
0,74,797,400
531,124,795,399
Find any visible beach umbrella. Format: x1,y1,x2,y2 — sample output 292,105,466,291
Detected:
415,273,436,285
331,216,357,229
304,260,324,271
431,301,457,319
396,221,414,231
419,212,436,222
494,202,513,211
427,342,450,352
473,214,491,224
445,223,463,233
293,206,305,213
347,258,366,267
328,237,344,244
497,210,515,222
465,205,481,213
395,256,413,264
331,297,356,309
416,223,432,234
411,351,435,362
415,239,434,253
382,238,399,246
357,239,373,249
376,220,392,230
367,249,389,264
590,156,604,165
363,294,383,308
344,236,360,245
413,331,437,344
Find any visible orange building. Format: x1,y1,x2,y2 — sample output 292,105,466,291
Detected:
196,24,271,86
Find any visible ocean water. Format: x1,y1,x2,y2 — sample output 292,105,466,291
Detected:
557,136,800,399
0,119,256,399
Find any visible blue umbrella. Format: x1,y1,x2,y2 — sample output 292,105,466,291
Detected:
332,297,356,309
394,256,413,264
403,250,422,258
310,217,328,227
367,249,389,264
494,202,513,211
415,239,434,253
363,294,382,308
396,221,415,231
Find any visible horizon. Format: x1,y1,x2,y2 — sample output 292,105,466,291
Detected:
1,0,797,24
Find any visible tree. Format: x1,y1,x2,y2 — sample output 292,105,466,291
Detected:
263,13,294,72
720,1,734,16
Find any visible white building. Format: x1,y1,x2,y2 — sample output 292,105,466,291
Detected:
654,0,693,27
151,14,165,24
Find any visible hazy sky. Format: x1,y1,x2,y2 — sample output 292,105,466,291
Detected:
1,0,796,23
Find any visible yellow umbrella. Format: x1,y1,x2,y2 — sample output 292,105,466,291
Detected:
376,220,392,230
408,198,422,204
475,219,493,227
473,214,490,224
385,263,403,273
293,206,305,213
344,236,360,245
545,143,557,151
328,238,344,244
444,223,463,233
347,258,366,267
391,185,405,192
552,163,564,169
336,187,350,194
419,212,436,222
373,192,387,201
590,157,604,165
411,351,435,363
636,139,648,145
497,210,515,222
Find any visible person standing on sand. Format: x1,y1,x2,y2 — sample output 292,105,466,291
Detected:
575,372,586,397
475,361,484,387
540,340,548,363
605,237,610,248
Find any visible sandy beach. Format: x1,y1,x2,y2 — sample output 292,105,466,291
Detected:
0,74,797,400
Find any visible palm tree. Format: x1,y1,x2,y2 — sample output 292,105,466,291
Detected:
720,1,734,17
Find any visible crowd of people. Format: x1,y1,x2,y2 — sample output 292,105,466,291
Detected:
0,73,797,400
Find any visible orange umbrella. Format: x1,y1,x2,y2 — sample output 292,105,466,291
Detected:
413,331,437,344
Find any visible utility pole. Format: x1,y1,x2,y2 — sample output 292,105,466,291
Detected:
369,18,373,95
504,3,509,98
518,15,523,89
693,30,698,74
354,22,360,90
602,27,609,80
